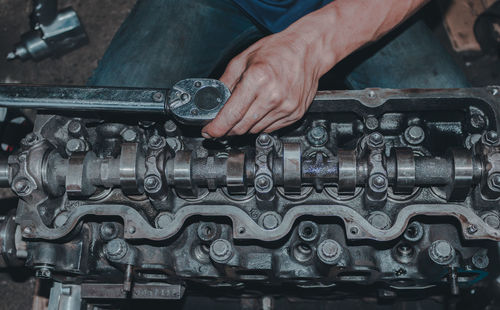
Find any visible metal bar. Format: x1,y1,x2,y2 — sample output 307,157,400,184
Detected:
0,84,167,113
80,283,184,299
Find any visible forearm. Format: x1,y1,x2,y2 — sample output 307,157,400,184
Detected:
284,0,430,75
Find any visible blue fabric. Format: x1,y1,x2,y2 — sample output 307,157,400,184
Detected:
88,0,469,90
232,0,333,32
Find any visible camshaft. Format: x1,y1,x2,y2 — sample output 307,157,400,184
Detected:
6,131,495,204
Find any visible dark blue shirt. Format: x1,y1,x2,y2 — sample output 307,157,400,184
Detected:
232,0,333,33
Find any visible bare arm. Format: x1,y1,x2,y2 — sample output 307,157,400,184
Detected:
202,0,429,138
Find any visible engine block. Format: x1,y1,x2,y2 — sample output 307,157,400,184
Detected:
1,85,500,306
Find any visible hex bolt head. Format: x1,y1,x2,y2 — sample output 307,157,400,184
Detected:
368,132,384,148
35,267,52,279
317,239,342,265
257,134,272,147
255,175,272,193
148,135,164,149
489,174,500,190
54,212,69,228
481,212,500,229
368,211,391,230
429,240,455,265
371,174,387,190
259,212,281,230
307,126,328,146
121,129,137,142
484,131,499,145
404,126,425,145
66,138,85,153
105,239,129,260
155,213,173,229
144,175,161,193
13,178,30,195
68,120,82,135
209,239,233,263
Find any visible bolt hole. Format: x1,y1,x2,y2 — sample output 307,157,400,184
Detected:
303,226,312,236
407,226,416,238
350,227,359,235
293,243,313,262
238,227,245,234
404,222,424,242
204,226,212,236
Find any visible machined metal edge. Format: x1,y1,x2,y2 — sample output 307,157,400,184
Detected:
17,203,500,242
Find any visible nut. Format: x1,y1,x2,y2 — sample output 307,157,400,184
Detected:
255,175,272,193
144,175,161,193
484,131,498,145
13,178,31,195
367,132,384,147
148,135,164,149
257,134,272,147
489,174,500,190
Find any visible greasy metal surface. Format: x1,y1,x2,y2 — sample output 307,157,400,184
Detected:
167,78,231,125
2,84,500,304
0,85,166,113
16,202,500,242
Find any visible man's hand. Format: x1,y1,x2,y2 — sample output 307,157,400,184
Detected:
202,0,428,138
201,31,324,138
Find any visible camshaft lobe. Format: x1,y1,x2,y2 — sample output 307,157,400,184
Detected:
168,143,481,201
30,134,483,202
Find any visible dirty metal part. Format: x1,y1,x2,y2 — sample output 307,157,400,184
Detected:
0,85,499,306
0,79,230,126
167,79,231,125
7,0,88,61
80,283,185,300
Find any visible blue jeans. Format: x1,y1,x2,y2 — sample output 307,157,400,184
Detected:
88,0,469,89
